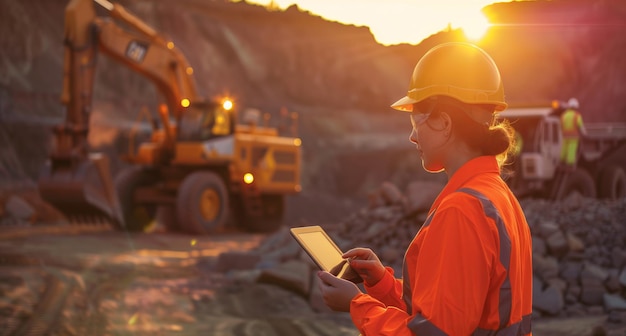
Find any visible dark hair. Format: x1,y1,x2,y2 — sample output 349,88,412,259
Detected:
432,97,515,166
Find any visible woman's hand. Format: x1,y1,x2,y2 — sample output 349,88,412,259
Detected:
318,271,362,312
342,248,386,286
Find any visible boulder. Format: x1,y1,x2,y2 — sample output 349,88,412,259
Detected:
605,270,621,293
537,221,560,238
546,230,568,257
532,236,547,256
566,232,585,253
603,293,626,311
559,261,583,284
533,254,559,281
404,181,442,215
580,281,606,306
581,262,609,283
214,252,261,273
4,195,35,222
534,284,564,315
257,260,312,297
611,246,626,270
608,310,626,324
308,275,333,313
619,267,626,288
379,182,404,206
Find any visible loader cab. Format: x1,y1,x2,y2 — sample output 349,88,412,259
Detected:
178,99,235,141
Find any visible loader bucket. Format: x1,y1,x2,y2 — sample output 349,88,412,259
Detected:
38,153,125,226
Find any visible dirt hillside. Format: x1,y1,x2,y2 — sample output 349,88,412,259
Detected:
1,0,625,223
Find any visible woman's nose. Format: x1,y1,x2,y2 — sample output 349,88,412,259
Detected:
409,128,418,144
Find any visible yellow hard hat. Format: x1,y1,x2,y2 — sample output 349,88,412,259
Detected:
391,42,507,112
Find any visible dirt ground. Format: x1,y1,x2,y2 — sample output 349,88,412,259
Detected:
0,226,357,335
0,226,624,336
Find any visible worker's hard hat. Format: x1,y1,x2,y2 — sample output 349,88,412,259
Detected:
568,98,579,109
391,42,507,112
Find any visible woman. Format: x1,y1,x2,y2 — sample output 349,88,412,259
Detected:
318,42,533,335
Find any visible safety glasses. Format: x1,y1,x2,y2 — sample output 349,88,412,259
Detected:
410,100,437,127
410,112,432,128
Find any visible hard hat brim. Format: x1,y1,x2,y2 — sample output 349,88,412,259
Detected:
390,96,416,112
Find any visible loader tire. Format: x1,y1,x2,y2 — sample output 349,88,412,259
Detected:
236,194,285,233
115,167,157,232
557,168,596,200
598,165,626,200
177,172,229,234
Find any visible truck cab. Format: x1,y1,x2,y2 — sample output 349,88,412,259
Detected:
500,107,560,194
499,104,626,200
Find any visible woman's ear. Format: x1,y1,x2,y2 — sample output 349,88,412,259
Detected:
440,111,453,136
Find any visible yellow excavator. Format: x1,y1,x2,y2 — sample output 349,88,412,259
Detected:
38,0,302,234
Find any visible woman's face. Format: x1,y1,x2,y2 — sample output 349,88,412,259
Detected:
409,110,448,173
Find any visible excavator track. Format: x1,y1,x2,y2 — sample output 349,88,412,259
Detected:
10,274,73,336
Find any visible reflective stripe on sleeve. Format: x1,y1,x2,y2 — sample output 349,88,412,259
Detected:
407,314,447,336
472,313,532,336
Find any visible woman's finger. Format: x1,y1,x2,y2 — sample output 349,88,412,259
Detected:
342,247,373,259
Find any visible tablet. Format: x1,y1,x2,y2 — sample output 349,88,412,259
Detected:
290,225,362,283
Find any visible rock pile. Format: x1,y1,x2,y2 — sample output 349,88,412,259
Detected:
224,181,626,323
521,194,626,323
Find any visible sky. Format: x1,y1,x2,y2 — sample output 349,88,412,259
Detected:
243,0,514,45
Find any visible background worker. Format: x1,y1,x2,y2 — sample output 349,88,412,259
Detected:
317,42,533,335
560,97,587,168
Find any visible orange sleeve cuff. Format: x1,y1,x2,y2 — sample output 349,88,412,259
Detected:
350,293,381,330
364,266,396,299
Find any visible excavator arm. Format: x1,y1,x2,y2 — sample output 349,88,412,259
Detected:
62,0,200,125
40,0,207,226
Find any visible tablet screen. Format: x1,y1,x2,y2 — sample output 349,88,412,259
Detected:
297,231,344,271
291,226,363,283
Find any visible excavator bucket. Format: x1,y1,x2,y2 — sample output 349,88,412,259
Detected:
38,154,124,226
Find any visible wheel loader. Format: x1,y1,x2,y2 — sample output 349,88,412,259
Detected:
38,0,302,234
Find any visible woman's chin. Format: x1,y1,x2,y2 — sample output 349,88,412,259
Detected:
422,161,444,173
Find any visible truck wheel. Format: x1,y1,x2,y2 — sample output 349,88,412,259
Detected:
236,195,285,233
557,168,596,200
177,172,229,234
598,165,626,200
115,167,157,232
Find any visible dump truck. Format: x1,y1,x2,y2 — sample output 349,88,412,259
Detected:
38,0,301,234
499,101,626,200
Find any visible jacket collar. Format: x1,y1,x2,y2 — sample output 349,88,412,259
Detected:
429,156,500,213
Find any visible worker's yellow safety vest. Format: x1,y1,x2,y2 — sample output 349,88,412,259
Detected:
561,109,583,137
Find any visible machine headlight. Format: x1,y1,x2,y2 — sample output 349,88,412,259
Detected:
243,173,254,184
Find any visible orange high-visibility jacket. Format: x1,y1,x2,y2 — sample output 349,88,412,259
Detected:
350,156,533,335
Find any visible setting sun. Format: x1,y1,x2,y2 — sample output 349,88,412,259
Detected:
455,9,491,41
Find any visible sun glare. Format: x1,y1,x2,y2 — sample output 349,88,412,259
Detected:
456,11,491,41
